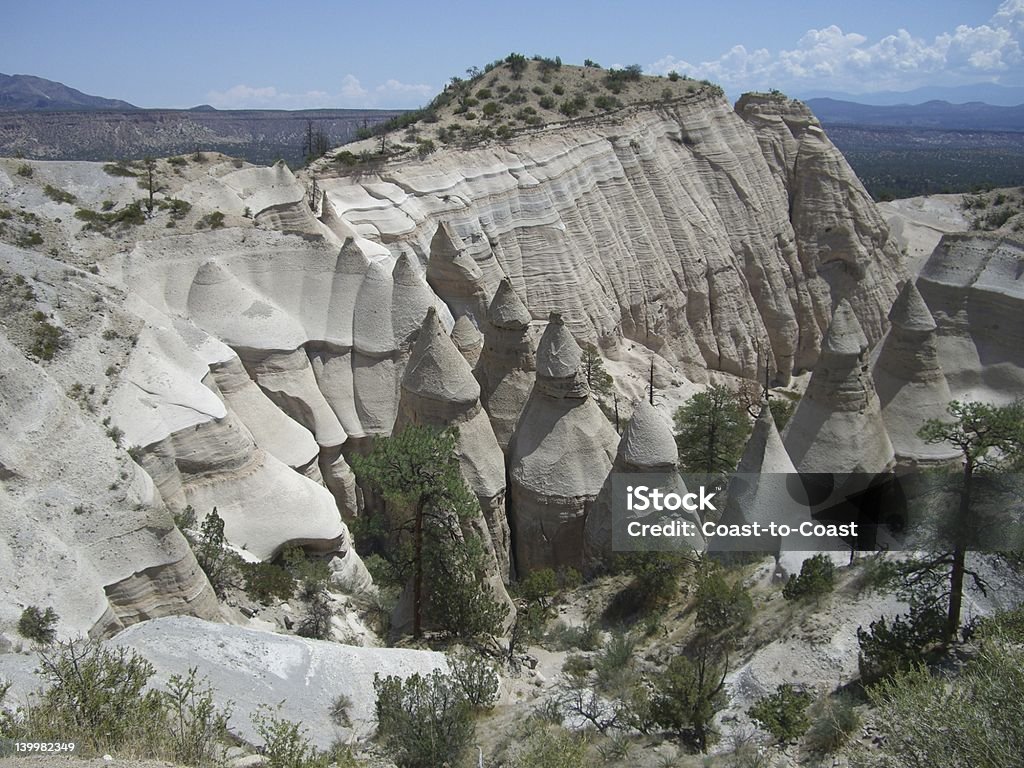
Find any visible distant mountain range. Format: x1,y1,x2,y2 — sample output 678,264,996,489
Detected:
806,98,1024,133
0,73,139,111
798,83,1024,107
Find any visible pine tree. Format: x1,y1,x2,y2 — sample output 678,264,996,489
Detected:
352,425,506,640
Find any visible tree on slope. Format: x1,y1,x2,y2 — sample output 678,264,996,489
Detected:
352,425,506,641
673,385,750,482
915,399,1024,641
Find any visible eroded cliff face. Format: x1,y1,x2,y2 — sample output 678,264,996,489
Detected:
0,90,907,638
317,91,905,384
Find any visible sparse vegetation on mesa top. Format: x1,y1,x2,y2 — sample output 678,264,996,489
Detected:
332,54,721,161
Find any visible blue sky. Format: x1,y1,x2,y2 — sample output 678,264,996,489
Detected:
3,1,1022,109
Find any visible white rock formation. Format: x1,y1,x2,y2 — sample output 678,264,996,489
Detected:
476,276,538,450
0,334,220,639
395,307,514,585
584,399,704,571
0,616,450,749
508,313,618,573
916,233,1024,404
871,281,959,467
320,93,904,383
783,299,895,476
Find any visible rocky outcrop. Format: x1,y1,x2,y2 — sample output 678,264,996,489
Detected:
452,314,483,367
716,406,812,562
916,233,1024,404
476,277,538,449
396,308,513,577
509,313,618,573
871,281,959,467
321,93,903,383
584,399,704,571
736,94,905,368
783,299,895,475
0,334,220,640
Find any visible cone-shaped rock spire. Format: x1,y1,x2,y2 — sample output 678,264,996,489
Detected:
476,278,538,449
451,314,483,367
509,314,618,574
871,281,958,466
783,299,894,475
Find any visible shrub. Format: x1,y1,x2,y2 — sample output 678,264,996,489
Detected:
43,184,76,204
163,667,232,767
511,725,587,768
102,162,137,177
804,694,861,754
243,562,295,604
195,211,225,230
168,156,187,166
868,642,1024,767
482,101,501,117
374,669,474,768
296,585,333,639
27,640,165,753
695,564,753,635
251,705,325,768
538,96,556,110
668,70,681,81
448,652,499,711
16,164,33,177
857,601,946,685
651,654,726,750
782,553,835,602
17,606,58,644
31,318,64,360
748,684,812,743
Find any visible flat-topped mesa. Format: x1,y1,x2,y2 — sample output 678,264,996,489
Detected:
476,277,537,450
871,281,959,467
425,221,488,322
451,314,483,367
509,313,619,574
783,299,895,476
396,307,514,586
585,400,704,571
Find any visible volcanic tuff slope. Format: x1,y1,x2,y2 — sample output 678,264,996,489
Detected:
0,62,908,638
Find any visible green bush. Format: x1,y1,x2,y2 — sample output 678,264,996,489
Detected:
448,652,499,711
748,684,812,743
374,669,474,768
251,705,326,768
668,70,681,81
782,553,835,602
103,162,137,177
650,653,726,750
803,694,860,754
43,184,76,204
17,606,58,644
163,668,232,767
868,642,1024,767
31,317,64,360
857,601,946,685
694,564,753,635
296,585,333,640
16,164,33,177
243,562,295,604
25,640,165,753
511,725,587,768
195,211,225,230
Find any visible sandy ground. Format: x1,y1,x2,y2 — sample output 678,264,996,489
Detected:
878,193,970,275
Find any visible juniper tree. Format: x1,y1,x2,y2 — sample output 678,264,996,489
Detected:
352,425,506,640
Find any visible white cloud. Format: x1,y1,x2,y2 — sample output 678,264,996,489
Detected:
206,75,434,110
648,0,1024,94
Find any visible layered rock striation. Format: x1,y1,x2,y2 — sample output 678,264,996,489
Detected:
584,399,704,572
508,313,618,573
916,233,1024,404
871,281,959,467
320,92,904,383
783,299,895,476
475,277,538,449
